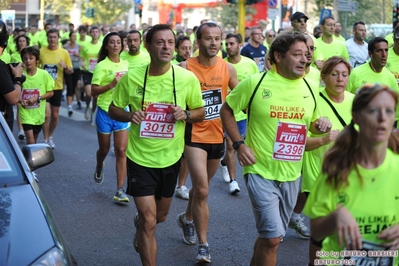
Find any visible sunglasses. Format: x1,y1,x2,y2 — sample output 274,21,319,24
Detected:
293,18,307,23
268,35,275,37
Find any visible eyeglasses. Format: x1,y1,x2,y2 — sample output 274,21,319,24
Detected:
293,18,307,23
268,35,275,37
308,46,317,51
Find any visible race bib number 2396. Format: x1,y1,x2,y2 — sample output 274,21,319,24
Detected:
272,122,306,162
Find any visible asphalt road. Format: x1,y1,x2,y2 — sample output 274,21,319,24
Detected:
14,104,310,266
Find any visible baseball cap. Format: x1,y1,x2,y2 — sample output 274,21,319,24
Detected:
290,12,309,22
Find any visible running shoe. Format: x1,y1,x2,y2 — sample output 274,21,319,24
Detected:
113,188,129,203
85,107,91,120
196,243,211,263
219,160,230,182
18,130,25,141
133,213,139,252
48,137,55,149
229,180,240,195
176,212,196,245
175,186,189,200
68,105,73,117
76,101,82,110
288,216,310,239
93,168,104,184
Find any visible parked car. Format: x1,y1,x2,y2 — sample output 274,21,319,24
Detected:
0,114,76,265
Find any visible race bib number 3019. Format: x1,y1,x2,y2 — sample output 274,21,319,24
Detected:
272,122,306,162
140,103,176,139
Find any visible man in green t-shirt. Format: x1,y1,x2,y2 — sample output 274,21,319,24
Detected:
80,26,101,120
220,32,332,266
108,24,205,266
119,30,150,70
315,16,349,66
221,33,258,195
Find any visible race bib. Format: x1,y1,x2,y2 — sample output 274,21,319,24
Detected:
43,64,58,80
272,122,306,162
140,103,176,139
115,71,127,79
202,89,222,120
20,89,40,109
342,240,396,266
88,58,98,71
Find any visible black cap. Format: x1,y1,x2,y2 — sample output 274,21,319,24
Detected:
0,19,8,49
290,12,309,22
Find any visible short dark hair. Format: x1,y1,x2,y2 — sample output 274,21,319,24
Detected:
196,22,221,40
21,46,40,62
118,30,128,39
225,33,242,44
352,21,365,30
175,36,191,49
69,30,76,39
321,16,335,26
90,26,99,34
269,32,307,65
128,30,141,38
47,28,59,37
368,37,388,53
145,24,174,44
78,25,88,33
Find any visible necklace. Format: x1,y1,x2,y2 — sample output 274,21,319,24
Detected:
369,62,378,73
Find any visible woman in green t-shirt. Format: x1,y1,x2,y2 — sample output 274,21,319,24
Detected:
304,84,399,265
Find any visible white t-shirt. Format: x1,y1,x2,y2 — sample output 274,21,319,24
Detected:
345,38,369,68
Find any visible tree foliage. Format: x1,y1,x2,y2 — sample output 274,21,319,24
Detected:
311,0,395,38
44,0,132,25
0,0,19,11
204,3,257,29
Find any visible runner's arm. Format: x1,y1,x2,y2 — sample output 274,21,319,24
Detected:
227,64,238,90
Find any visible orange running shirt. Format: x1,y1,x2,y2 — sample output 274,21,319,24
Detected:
185,57,229,144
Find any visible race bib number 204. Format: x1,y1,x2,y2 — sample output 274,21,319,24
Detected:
272,122,306,162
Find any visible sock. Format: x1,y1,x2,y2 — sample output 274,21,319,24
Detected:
68,105,72,108
183,214,193,223
230,179,236,183
291,212,301,221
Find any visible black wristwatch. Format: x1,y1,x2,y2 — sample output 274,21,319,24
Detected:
37,96,42,103
184,110,191,120
233,140,245,150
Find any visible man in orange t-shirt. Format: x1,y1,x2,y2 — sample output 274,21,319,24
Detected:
176,22,238,264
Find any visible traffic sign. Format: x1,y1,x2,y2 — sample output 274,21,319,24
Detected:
338,0,358,12
319,8,332,25
269,0,277,9
268,8,277,20
1,10,15,21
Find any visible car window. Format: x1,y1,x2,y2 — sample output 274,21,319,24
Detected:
0,125,24,185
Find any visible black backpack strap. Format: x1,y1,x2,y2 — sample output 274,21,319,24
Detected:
319,92,347,128
247,72,267,122
302,78,316,113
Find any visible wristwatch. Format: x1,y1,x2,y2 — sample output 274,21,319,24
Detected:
184,110,191,120
232,140,245,150
37,96,42,103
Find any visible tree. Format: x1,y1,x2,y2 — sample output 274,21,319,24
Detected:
44,0,132,25
312,0,394,38
0,0,19,11
204,2,257,29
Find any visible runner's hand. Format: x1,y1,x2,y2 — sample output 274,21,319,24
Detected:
315,117,332,133
378,224,399,250
130,110,145,124
171,106,185,121
237,144,256,166
322,129,340,145
335,205,362,250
